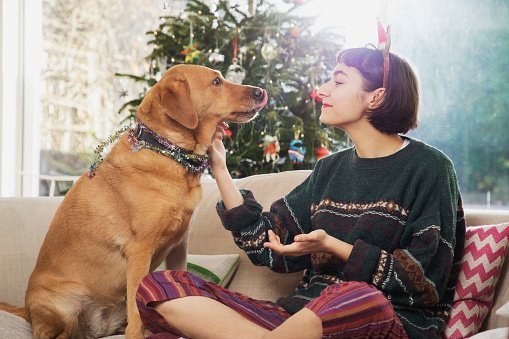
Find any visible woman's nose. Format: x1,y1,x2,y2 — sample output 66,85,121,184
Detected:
316,82,328,98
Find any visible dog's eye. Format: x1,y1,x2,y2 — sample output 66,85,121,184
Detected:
212,77,222,86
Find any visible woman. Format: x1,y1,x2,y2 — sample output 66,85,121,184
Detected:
136,47,466,339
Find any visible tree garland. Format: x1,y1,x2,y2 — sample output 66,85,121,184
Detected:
87,124,131,178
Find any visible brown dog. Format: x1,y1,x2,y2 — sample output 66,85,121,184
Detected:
0,64,267,338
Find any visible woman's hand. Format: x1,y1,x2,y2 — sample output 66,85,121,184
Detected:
209,122,229,174
263,229,329,256
208,122,244,209
264,229,354,261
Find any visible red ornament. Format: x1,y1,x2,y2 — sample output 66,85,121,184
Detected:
225,128,233,137
290,26,299,38
262,135,280,163
315,146,330,160
309,89,322,103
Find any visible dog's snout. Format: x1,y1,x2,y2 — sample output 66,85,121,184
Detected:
253,88,263,100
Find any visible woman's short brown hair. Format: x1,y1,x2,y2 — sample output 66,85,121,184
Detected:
337,48,419,134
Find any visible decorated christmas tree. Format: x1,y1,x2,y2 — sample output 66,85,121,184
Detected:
117,0,347,177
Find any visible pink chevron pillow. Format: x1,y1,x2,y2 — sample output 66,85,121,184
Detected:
443,222,509,338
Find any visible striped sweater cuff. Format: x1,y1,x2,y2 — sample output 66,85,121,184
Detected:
343,239,381,282
216,189,263,232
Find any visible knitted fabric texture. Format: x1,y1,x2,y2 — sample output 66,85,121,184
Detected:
217,137,466,339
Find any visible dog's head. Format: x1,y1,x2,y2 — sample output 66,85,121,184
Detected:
139,64,267,130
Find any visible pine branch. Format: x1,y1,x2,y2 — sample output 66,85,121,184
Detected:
117,98,142,115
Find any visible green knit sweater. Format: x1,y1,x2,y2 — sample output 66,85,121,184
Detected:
217,137,466,338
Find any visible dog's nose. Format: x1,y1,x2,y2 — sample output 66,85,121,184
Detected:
253,88,263,100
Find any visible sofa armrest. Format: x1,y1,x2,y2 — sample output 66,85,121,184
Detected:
0,197,64,307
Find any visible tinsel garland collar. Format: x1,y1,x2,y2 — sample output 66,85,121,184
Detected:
87,120,209,178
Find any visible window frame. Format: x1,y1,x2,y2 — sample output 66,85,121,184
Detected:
0,0,41,197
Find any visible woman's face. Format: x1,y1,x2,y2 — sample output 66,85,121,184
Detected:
317,63,371,128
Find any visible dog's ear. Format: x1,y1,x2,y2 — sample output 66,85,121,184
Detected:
160,74,199,129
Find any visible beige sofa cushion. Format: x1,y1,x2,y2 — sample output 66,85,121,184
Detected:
0,197,64,307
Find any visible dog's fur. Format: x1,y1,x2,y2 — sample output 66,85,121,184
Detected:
0,64,266,339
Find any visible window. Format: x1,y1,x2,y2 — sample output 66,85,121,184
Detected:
0,0,166,196
390,0,509,209
1,0,508,209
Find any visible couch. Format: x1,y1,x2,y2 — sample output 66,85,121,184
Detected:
1,170,508,338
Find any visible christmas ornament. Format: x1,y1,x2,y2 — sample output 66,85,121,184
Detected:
181,43,201,63
288,139,306,164
281,82,298,93
208,48,225,64
225,35,245,84
315,145,330,160
261,39,279,61
290,26,299,38
309,89,322,103
225,58,246,84
262,135,280,163
180,21,201,63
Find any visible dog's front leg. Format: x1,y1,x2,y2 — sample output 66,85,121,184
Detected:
124,245,152,339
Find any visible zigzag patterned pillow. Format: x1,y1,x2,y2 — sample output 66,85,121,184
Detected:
442,222,509,338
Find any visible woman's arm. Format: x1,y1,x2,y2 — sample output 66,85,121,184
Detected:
209,124,243,210
209,124,316,273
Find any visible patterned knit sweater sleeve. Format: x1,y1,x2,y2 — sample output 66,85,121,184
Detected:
216,166,321,273
342,153,465,309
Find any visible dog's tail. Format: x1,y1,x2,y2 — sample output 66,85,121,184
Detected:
0,302,30,322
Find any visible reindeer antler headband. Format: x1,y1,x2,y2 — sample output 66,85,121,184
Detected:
377,18,391,88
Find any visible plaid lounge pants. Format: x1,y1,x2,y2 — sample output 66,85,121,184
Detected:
136,270,408,339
